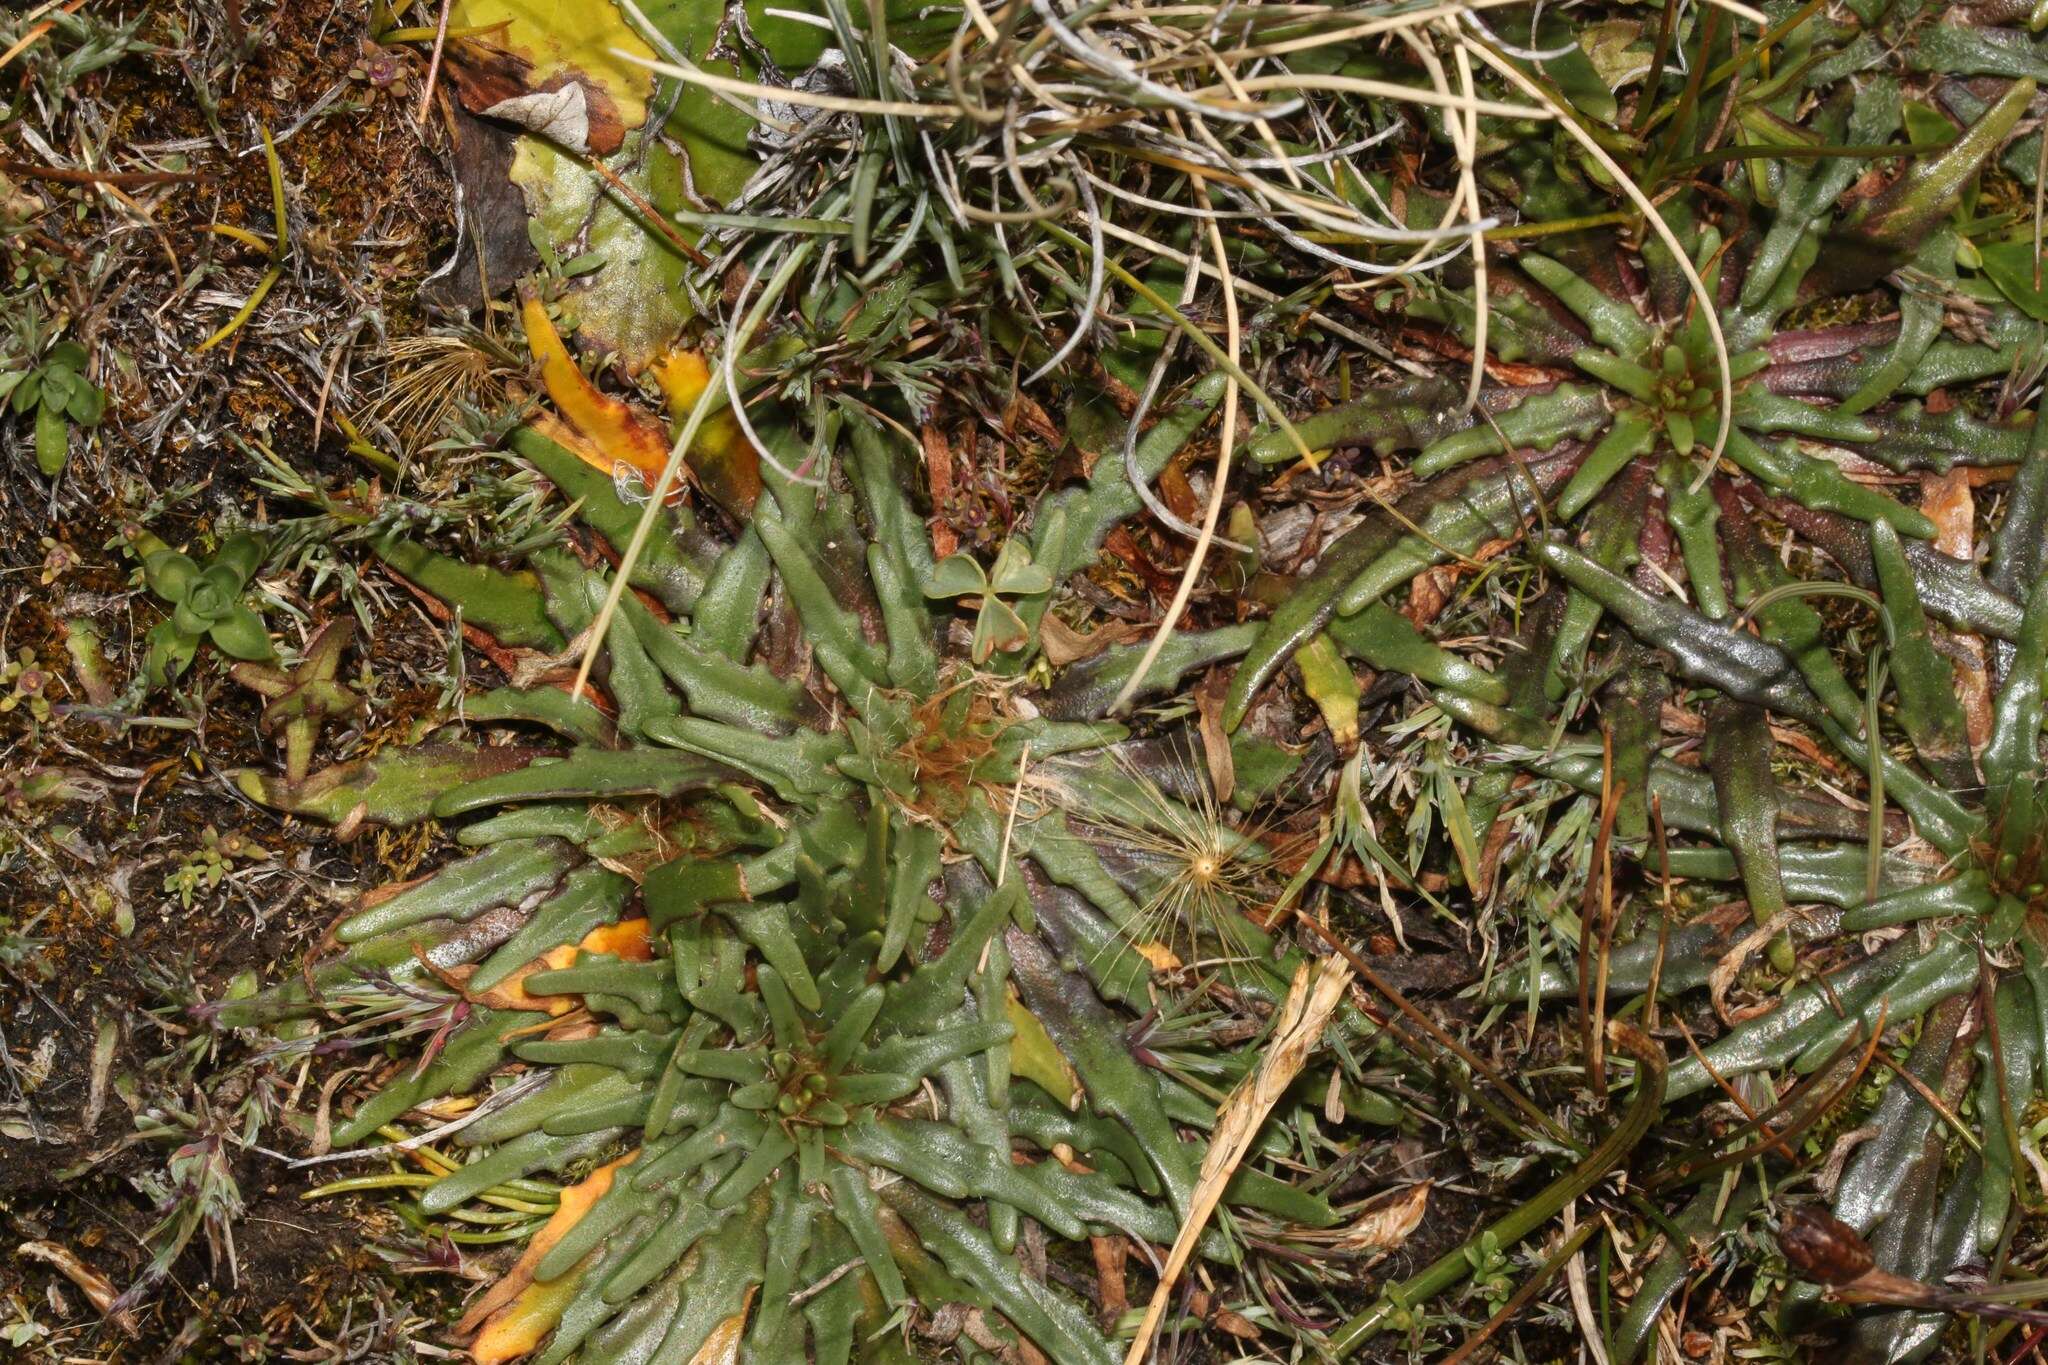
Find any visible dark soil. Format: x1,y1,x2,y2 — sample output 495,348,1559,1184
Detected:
0,1,481,1354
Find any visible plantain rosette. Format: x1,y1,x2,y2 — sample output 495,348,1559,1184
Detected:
1197,60,2048,1365
219,382,1420,1364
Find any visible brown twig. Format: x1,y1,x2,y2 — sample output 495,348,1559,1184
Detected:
418,0,454,124
1579,729,1622,1098
1292,907,1578,1151
580,153,713,268
1645,793,1672,1030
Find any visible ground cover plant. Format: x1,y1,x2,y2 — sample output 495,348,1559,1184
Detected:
10,0,2048,1362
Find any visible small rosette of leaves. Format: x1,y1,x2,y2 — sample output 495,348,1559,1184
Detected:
139,532,273,686
0,339,107,476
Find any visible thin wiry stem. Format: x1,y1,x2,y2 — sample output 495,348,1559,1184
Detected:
611,48,960,119
1031,0,1297,124
1110,167,1243,715
1198,70,1547,121
1022,157,1104,384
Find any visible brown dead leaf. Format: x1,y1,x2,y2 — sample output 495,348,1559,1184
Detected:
1037,614,1145,667
1709,909,1804,1024
1131,941,1182,972
1404,566,1451,627
19,1240,132,1332
1004,393,1062,446
1919,469,1974,560
437,39,532,111
1396,327,1570,386
1920,469,1993,747
1197,667,1235,804
441,41,628,156
481,82,596,155
1953,636,1994,748
1158,455,1200,524
1768,723,1841,773
1102,525,1180,600
1207,1306,1262,1340
1183,1288,1263,1341
1092,1236,1128,1323
1324,1181,1430,1255
1472,773,1532,900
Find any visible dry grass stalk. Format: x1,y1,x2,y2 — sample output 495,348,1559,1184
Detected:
1122,954,1352,1364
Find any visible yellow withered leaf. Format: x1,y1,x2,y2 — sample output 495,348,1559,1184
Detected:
520,295,670,485
1132,941,1183,972
448,0,658,131
465,1150,639,1360
1006,985,1082,1108
651,348,760,519
468,1263,588,1364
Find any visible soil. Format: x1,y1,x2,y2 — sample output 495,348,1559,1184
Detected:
0,2,481,1354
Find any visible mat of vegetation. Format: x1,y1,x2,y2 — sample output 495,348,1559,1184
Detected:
5,1,2048,1362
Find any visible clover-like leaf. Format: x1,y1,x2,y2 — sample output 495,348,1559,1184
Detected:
973,597,1031,663
987,539,1052,596
925,552,989,600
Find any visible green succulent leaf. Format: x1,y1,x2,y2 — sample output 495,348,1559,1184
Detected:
206,604,274,661
33,401,68,476
987,540,1052,596
142,550,201,601
1977,238,2048,321
143,619,201,687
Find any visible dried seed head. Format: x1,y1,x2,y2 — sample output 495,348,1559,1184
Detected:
1777,1207,1876,1286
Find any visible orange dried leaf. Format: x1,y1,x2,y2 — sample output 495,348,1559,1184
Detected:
464,1150,639,1356
686,1300,754,1365
578,916,651,960
521,295,670,483
469,1265,587,1364
468,918,652,1013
